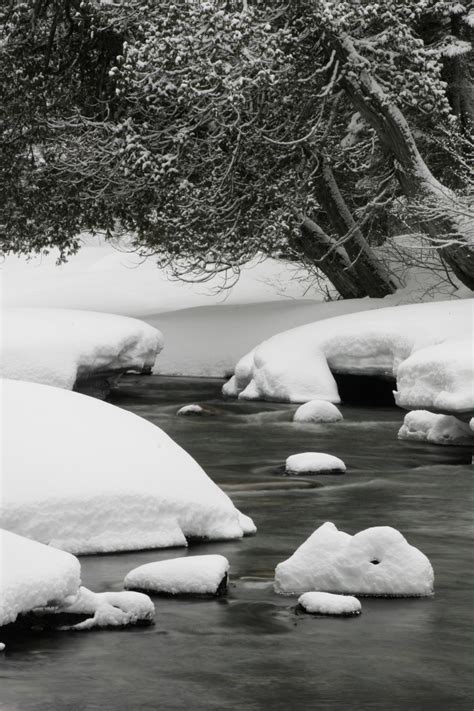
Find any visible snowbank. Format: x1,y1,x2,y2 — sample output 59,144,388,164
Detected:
224,300,473,405
298,591,361,616
125,555,230,596
293,400,343,423
398,410,474,446
285,453,346,475
1,379,254,554
274,522,434,597
1,308,162,391
395,339,473,416
0,529,81,627
55,587,155,630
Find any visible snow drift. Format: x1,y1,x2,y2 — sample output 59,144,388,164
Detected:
1,308,162,391
1,379,254,554
224,300,473,411
0,529,81,627
274,522,434,597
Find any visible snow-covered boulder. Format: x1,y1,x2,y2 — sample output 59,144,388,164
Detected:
1,308,162,392
125,555,230,596
52,587,155,630
395,339,474,417
398,410,474,446
177,404,205,416
285,453,346,475
293,400,343,423
224,300,472,404
298,591,361,616
1,379,255,554
274,522,434,597
0,529,81,627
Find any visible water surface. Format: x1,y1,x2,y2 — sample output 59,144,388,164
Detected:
1,376,472,710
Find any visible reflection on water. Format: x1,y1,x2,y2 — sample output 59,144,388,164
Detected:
1,376,473,711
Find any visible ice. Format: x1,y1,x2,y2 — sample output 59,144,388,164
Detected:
398,410,473,446
274,522,434,597
395,339,474,416
0,529,81,627
1,308,162,390
55,587,155,630
1,379,255,554
298,591,361,616
125,555,230,596
226,300,473,405
293,400,343,423
285,453,346,475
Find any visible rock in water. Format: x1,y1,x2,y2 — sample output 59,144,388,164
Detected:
293,400,343,424
275,522,434,597
285,452,346,475
124,555,230,597
298,591,361,616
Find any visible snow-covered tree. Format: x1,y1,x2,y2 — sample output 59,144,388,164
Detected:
1,1,472,293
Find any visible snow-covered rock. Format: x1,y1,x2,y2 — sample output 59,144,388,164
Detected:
298,591,361,616
395,339,474,417
177,404,205,416
224,300,472,404
1,308,162,391
293,400,343,423
54,587,155,630
285,453,346,475
398,410,474,446
274,522,434,597
0,529,81,627
125,555,230,596
1,379,254,554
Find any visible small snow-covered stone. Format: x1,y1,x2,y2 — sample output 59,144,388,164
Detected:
293,400,343,424
275,522,434,597
55,587,155,630
0,643,6,651
298,591,361,616
398,410,473,446
177,404,204,416
285,452,346,475
124,555,230,596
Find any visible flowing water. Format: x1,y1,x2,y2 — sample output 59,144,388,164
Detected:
1,376,473,710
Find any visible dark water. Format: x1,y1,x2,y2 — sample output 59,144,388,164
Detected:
1,376,473,711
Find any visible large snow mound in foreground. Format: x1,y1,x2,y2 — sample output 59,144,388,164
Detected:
0,529,81,627
1,308,162,390
1,379,254,554
125,555,230,596
224,300,473,408
398,410,474,446
274,522,434,597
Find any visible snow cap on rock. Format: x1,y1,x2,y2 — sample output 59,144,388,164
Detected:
125,555,230,596
275,522,434,597
285,452,346,475
293,400,343,423
298,591,361,616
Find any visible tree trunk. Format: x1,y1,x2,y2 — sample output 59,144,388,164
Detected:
315,157,398,297
329,33,474,289
296,216,369,299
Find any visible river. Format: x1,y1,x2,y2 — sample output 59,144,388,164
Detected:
1,376,472,710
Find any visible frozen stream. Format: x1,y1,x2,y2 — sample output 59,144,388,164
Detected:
2,376,473,710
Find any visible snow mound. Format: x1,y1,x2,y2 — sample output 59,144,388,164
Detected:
224,300,472,404
293,400,343,423
395,338,473,416
285,453,346,475
1,379,254,554
298,591,361,616
1,308,162,390
398,410,473,446
274,522,434,597
0,529,81,627
125,555,230,596
56,587,155,630
177,404,205,416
